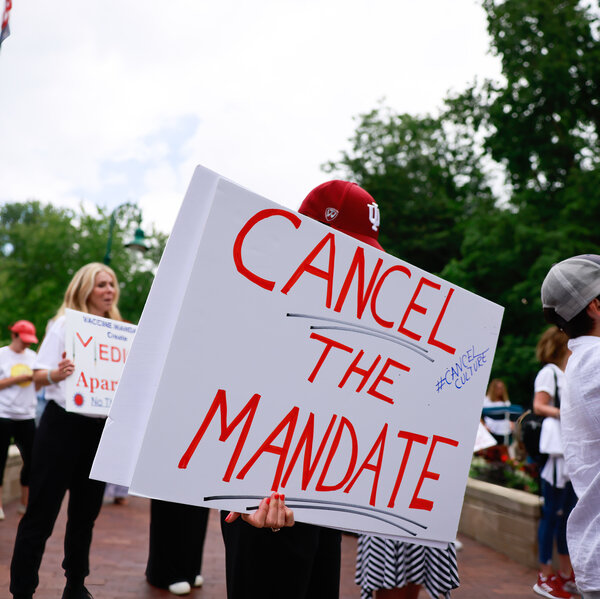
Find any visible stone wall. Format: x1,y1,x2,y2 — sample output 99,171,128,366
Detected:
459,477,542,569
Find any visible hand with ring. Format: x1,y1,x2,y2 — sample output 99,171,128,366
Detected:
225,492,294,530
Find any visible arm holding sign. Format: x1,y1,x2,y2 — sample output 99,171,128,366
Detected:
32,352,75,388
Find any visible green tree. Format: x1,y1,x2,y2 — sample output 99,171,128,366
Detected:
324,0,600,406
0,201,167,346
444,0,600,403
482,0,600,199
324,104,497,275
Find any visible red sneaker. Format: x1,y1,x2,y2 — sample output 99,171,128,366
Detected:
533,573,573,598
558,572,579,596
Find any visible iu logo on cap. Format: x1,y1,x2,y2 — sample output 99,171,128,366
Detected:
325,207,339,222
368,202,380,231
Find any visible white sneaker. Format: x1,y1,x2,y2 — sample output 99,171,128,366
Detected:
17,504,27,515
0,507,5,521
193,575,204,587
168,581,191,595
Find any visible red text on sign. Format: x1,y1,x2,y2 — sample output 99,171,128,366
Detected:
98,344,127,364
179,388,459,511
232,209,456,355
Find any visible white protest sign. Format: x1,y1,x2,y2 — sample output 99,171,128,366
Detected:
65,309,137,416
92,165,503,546
474,422,497,452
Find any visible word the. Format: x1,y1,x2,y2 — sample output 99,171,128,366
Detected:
307,332,410,405
179,388,459,511
435,346,490,392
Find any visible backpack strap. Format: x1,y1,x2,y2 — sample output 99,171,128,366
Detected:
553,367,561,409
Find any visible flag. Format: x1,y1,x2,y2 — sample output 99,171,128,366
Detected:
1,0,12,49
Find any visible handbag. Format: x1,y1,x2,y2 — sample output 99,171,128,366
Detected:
539,417,563,456
515,410,547,467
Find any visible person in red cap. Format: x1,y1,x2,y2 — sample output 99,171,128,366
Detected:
222,180,459,599
219,180,383,599
0,321,39,520
297,180,384,251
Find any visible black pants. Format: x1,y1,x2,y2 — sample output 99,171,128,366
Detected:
220,512,341,599
0,417,35,486
146,499,209,589
10,400,106,598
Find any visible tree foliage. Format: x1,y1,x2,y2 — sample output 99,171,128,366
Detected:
323,105,497,275
325,0,600,405
0,201,167,346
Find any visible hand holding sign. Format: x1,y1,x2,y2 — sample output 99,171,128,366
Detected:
56,352,75,381
225,492,294,530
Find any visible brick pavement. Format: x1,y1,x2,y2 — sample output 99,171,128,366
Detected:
0,494,545,598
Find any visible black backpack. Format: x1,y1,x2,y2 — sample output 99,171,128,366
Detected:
515,368,560,470
515,410,547,468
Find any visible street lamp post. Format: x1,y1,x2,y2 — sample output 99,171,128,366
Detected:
103,202,149,265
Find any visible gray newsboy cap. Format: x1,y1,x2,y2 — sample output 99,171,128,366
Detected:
541,255,600,321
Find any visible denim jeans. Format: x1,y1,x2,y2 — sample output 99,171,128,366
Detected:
538,478,577,564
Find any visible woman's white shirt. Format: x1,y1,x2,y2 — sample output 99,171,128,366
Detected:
534,362,569,488
482,396,512,436
0,346,37,419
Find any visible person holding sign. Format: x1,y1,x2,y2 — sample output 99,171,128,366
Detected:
220,180,386,599
10,263,122,599
299,182,460,599
0,320,39,520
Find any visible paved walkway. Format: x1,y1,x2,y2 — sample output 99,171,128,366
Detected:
0,494,544,598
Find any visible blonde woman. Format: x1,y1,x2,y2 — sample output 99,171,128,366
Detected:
10,263,122,599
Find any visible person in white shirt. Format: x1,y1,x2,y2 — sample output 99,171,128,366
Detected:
10,263,123,599
482,378,513,445
532,326,577,599
541,254,600,599
0,320,39,519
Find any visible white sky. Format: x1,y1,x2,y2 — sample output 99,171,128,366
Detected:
0,0,501,234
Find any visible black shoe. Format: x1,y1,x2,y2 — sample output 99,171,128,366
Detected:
61,584,94,599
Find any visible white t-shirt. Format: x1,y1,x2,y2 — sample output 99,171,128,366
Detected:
534,363,570,488
0,346,37,419
482,396,512,436
563,336,600,593
34,316,67,409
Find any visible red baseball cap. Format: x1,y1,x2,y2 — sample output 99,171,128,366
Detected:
9,320,38,344
298,180,383,250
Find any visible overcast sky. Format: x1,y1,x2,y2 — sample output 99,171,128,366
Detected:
0,0,501,234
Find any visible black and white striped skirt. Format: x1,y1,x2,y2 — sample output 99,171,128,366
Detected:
355,535,459,598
